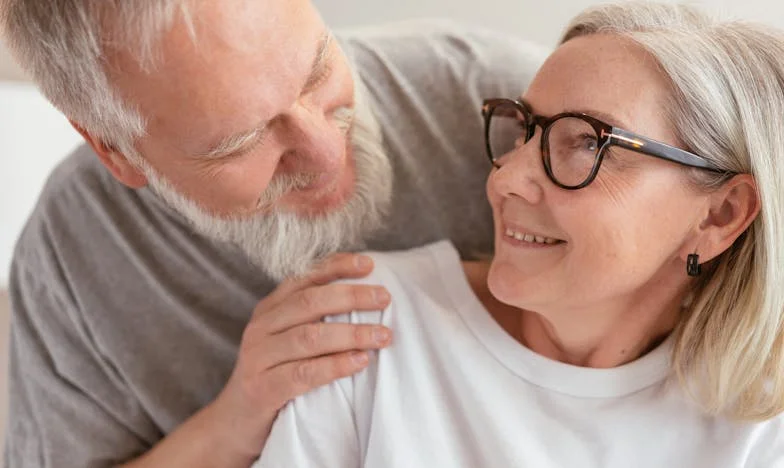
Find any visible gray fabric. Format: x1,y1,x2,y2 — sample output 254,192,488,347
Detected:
4,20,545,467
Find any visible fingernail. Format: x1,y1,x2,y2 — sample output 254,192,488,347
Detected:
374,287,390,303
373,327,391,343
355,255,372,269
352,352,369,366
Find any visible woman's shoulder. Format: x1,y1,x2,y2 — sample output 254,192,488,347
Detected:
327,240,464,326
369,239,459,279
745,410,784,466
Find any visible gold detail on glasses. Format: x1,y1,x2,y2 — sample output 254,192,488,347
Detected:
603,130,644,149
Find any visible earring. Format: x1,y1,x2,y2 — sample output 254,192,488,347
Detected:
687,253,701,277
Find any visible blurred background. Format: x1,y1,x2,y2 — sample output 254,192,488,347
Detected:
313,0,783,46
3,0,784,81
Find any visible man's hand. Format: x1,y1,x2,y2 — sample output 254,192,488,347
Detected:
122,253,392,468
213,253,392,459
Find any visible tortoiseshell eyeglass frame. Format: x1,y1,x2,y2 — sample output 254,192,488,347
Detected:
482,98,729,190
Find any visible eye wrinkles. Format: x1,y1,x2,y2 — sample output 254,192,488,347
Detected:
195,32,336,162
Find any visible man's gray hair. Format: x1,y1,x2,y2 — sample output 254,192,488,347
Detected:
0,0,194,155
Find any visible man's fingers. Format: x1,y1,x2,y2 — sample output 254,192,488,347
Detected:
234,252,388,415
252,283,391,334
255,322,392,369
261,253,374,309
261,351,372,410
305,253,375,286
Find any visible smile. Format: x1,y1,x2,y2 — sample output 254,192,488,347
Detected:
503,228,562,245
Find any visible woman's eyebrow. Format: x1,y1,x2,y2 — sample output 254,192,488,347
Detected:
571,108,632,129
524,98,632,129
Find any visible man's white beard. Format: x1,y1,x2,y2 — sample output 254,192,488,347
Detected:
137,89,393,281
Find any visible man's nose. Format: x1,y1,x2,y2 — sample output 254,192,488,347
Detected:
279,104,346,173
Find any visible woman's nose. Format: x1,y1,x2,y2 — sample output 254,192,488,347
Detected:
488,134,547,204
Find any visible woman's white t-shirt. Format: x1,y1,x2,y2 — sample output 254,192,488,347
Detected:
255,241,783,467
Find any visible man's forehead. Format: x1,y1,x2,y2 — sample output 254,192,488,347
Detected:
110,0,326,106
162,2,317,60
108,0,329,141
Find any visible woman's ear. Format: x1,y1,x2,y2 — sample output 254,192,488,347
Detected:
689,174,760,263
69,120,148,188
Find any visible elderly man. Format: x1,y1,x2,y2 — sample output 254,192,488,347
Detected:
1,0,542,466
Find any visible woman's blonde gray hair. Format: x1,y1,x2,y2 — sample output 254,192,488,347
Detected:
0,0,194,156
563,2,784,420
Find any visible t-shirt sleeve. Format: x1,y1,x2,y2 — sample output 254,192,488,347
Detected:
252,376,361,468
747,415,784,467
252,309,384,468
342,20,548,106
4,265,158,467
440,22,550,100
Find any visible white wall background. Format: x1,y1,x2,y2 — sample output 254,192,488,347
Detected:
3,0,784,80
1,0,784,286
312,0,784,46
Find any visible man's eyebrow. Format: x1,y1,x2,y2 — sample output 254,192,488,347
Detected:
195,33,333,160
195,128,264,160
302,32,333,93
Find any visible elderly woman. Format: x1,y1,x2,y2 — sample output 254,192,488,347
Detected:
255,3,784,466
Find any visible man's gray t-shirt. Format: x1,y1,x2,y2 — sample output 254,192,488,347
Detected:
5,21,544,467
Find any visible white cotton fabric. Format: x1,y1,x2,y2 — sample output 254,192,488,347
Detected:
256,241,784,468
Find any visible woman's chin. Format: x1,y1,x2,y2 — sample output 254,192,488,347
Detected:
487,261,534,309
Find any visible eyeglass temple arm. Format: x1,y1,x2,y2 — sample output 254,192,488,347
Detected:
606,128,723,172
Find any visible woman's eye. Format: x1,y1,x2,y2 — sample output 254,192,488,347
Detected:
581,134,598,151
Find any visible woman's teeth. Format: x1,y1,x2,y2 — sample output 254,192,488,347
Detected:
504,228,559,245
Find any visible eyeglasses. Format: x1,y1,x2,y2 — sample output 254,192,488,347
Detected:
482,98,727,190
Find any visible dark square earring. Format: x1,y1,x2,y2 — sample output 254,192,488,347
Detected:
687,253,701,277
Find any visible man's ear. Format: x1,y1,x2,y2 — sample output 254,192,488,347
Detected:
69,120,148,188
684,174,760,263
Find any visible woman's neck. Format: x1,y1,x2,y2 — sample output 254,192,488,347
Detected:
462,260,684,368
517,305,677,368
